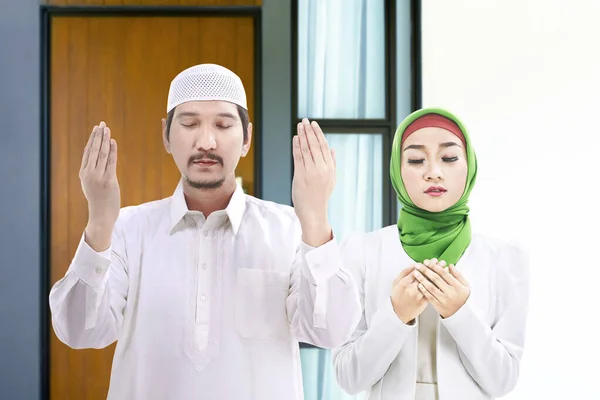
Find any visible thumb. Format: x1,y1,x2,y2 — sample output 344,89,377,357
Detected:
394,264,415,285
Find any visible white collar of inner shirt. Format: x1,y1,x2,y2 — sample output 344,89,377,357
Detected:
168,180,246,236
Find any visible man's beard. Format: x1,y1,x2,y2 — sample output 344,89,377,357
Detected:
185,151,225,189
185,175,226,190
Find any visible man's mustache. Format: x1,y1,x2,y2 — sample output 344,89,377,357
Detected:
188,152,223,166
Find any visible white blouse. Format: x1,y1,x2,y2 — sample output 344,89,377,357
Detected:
415,303,439,400
328,225,530,400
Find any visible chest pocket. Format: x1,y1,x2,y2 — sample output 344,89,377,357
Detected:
234,268,291,341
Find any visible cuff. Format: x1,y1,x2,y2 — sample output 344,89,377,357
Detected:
71,234,112,289
302,237,350,285
363,297,415,350
300,238,350,329
376,296,417,334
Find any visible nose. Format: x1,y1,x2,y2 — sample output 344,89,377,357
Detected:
194,125,217,151
424,161,443,181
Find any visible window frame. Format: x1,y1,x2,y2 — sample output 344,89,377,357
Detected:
291,0,422,349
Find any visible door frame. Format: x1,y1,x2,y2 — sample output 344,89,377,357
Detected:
39,5,262,399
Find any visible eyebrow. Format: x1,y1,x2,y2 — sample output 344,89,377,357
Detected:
176,111,200,119
403,141,462,151
176,111,238,120
216,112,238,120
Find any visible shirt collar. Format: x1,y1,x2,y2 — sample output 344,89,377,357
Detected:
169,180,246,235
225,183,246,235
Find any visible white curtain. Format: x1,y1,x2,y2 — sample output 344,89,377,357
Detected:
298,0,385,119
326,133,382,241
297,0,385,399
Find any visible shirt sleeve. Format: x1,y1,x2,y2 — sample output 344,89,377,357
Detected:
286,226,362,349
441,240,531,397
331,233,416,395
48,219,129,350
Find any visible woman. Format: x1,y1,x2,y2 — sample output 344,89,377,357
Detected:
331,108,530,399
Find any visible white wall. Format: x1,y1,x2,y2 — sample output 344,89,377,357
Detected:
422,1,600,399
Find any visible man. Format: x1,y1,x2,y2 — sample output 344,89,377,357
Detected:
49,64,361,400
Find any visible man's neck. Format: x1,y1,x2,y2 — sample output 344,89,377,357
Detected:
182,179,237,218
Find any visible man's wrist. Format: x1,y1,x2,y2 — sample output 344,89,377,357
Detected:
301,220,332,247
85,223,114,252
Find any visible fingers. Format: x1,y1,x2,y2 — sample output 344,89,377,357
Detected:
425,258,457,286
401,263,426,285
301,119,323,165
423,258,437,267
418,283,439,305
301,118,335,166
449,264,468,286
394,265,416,286
96,125,111,172
292,134,305,173
411,280,425,299
84,121,107,172
81,125,99,172
308,119,333,165
105,138,118,176
398,278,423,299
297,121,312,165
418,260,450,291
331,148,336,170
414,270,443,303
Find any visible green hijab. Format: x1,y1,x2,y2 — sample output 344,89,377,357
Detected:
390,108,478,266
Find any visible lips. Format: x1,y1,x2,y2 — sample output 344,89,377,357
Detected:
193,160,217,165
425,186,447,194
189,152,223,167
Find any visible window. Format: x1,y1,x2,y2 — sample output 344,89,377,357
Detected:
294,0,395,235
294,0,418,399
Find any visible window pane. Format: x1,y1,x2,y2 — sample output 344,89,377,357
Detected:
299,133,381,399
326,133,383,240
297,0,386,119
396,0,413,124
395,0,413,223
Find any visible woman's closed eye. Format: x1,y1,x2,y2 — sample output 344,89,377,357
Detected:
442,156,459,162
407,156,459,164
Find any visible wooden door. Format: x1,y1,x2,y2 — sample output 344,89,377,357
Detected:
43,1,260,5
49,14,256,399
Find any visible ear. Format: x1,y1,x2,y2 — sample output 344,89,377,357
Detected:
241,122,253,157
162,118,171,154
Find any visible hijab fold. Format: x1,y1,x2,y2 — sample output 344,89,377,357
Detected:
389,108,478,266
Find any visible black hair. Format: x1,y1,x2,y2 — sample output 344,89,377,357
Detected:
165,104,249,142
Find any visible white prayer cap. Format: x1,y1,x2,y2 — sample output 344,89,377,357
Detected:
166,64,248,113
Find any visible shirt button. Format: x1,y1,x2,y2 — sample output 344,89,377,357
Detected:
200,295,207,301
201,263,207,270
203,231,209,237
95,267,103,274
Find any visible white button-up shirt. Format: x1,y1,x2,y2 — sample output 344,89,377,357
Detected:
49,182,362,400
